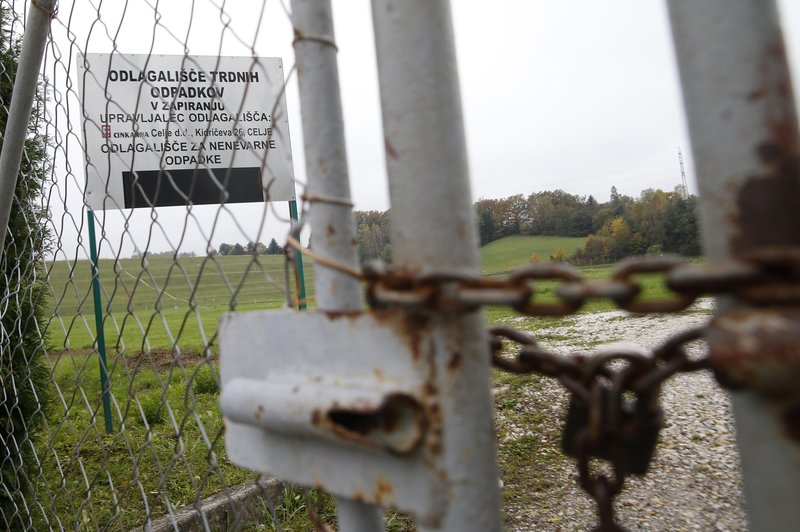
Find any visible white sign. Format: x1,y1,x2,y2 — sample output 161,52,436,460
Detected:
78,54,296,210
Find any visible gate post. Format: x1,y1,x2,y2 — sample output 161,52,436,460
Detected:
371,1,503,530
668,1,800,529
291,0,385,529
0,0,56,261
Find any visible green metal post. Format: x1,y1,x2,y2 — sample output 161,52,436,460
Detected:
87,210,114,433
288,200,308,310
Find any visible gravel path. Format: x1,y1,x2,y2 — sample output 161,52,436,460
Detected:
497,300,748,531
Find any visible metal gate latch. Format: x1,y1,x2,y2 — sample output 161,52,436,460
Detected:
218,310,447,525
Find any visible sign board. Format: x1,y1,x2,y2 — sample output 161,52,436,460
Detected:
78,54,295,210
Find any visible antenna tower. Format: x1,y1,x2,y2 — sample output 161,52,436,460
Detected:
678,148,688,198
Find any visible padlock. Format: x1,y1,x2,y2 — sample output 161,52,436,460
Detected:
616,397,663,475
561,386,663,476
561,394,594,459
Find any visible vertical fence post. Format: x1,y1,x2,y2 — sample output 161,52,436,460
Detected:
0,0,56,262
371,1,503,530
667,1,800,529
288,199,308,310
291,0,384,529
87,210,114,434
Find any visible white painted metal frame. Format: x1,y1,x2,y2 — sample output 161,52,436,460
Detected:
370,1,503,530
668,1,800,529
291,1,384,528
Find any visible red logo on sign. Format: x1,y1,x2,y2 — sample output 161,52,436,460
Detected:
101,125,111,139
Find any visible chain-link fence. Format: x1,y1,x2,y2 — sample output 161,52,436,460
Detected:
1,0,319,529
3,0,800,531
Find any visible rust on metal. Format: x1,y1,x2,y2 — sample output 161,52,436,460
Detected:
733,32,800,253
422,392,443,456
736,154,800,251
707,307,800,399
322,309,364,321
384,136,399,160
372,477,395,506
368,307,432,362
318,393,428,455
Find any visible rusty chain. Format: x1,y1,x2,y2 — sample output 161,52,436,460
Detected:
362,249,800,315
355,248,800,530
490,326,708,531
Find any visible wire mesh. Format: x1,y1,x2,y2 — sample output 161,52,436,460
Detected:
0,1,320,529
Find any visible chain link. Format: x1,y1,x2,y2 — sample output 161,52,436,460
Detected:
364,252,800,316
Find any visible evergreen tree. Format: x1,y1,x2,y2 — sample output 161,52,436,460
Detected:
267,238,283,255
0,8,51,527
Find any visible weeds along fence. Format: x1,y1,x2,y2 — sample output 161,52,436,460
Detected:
3,0,800,531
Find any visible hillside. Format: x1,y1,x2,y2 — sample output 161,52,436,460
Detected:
480,235,587,275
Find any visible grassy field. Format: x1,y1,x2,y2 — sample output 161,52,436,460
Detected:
44,254,315,352
45,236,595,354
480,235,587,274
37,253,318,528
35,238,698,529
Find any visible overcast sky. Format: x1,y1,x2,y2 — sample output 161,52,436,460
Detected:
38,1,800,258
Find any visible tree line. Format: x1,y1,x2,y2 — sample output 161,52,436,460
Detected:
354,185,700,266
135,185,699,264
130,239,285,259
215,239,284,256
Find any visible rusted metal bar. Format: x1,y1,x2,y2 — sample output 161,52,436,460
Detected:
0,0,56,262
667,0,800,529
370,1,503,530
291,0,385,529
221,377,426,454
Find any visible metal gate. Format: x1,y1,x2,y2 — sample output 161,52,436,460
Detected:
0,0,798,530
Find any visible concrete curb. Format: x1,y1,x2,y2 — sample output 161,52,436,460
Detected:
137,476,285,531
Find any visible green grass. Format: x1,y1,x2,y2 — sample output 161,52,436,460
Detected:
36,253,316,529
40,352,251,529
480,235,587,275
44,254,315,351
